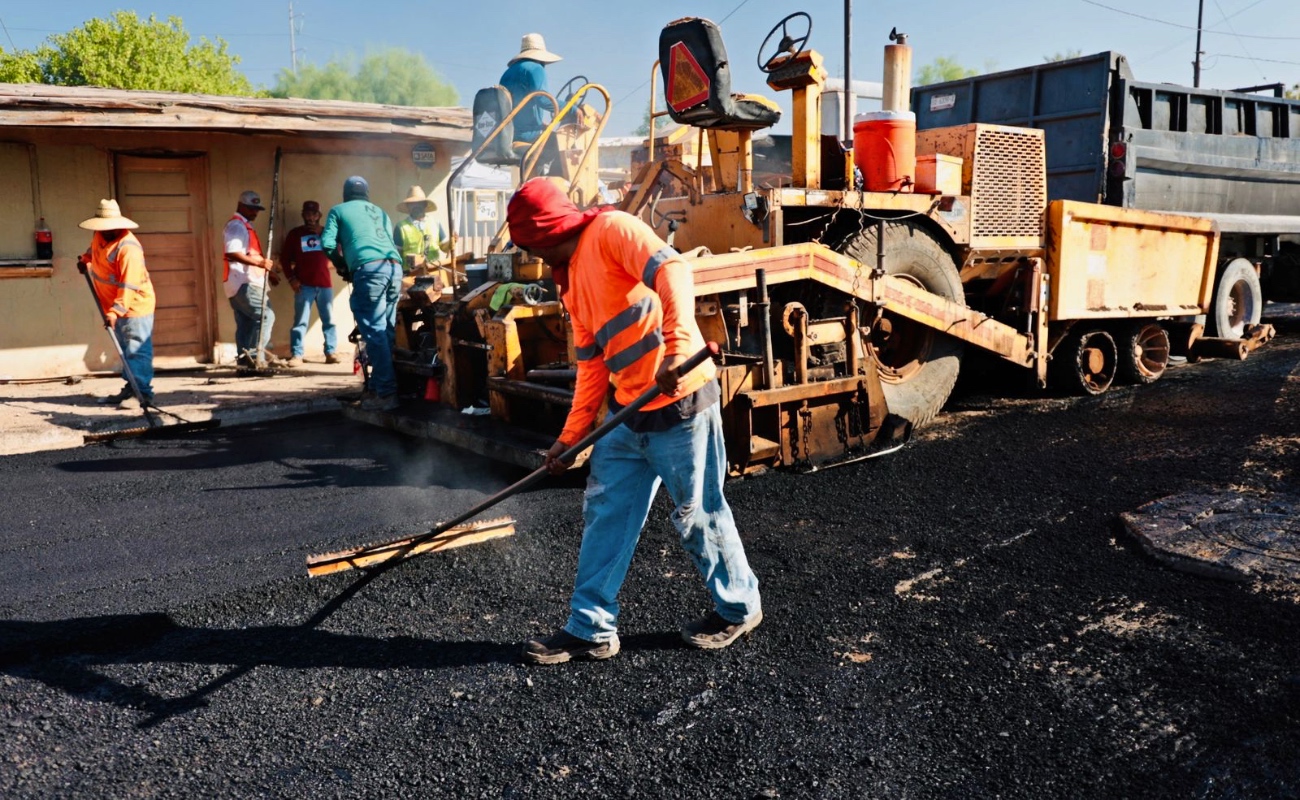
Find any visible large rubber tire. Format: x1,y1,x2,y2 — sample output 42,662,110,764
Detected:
1209,258,1262,339
831,220,964,429
1117,321,1170,385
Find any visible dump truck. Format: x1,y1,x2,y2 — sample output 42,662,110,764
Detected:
913,52,1300,338
343,13,1273,476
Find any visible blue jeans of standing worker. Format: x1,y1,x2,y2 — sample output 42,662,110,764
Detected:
349,259,401,397
564,401,761,643
114,313,154,400
228,282,274,361
290,285,337,358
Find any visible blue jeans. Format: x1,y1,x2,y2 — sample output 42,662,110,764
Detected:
290,285,337,357
565,401,761,643
114,314,154,399
349,260,401,397
228,282,274,360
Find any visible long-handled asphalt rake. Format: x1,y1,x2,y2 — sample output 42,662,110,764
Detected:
306,343,720,576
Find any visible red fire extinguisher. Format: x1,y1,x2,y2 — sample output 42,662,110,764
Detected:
35,218,52,260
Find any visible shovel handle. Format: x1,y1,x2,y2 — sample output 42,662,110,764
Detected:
410,342,720,548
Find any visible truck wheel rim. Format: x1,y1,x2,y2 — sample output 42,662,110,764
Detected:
868,275,932,384
1227,279,1254,335
1133,323,1170,379
1077,330,1117,394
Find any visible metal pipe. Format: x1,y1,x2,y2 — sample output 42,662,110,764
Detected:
756,268,776,389
844,0,852,143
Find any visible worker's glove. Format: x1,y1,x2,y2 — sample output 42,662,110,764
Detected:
104,311,118,328
76,256,88,275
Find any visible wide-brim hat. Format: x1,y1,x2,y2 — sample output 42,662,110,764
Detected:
509,33,562,65
398,185,437,213
78,198,138,231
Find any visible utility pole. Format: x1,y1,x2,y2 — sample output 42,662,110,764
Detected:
844,0,853,142
288,1,302,75
1193,0,1205,87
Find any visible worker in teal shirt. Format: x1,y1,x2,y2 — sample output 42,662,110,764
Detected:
321,175,403,412
498,32,562,144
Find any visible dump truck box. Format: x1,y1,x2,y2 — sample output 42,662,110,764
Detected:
912,52,1300,235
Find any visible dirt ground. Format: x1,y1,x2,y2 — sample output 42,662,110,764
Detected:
1,325,1298,799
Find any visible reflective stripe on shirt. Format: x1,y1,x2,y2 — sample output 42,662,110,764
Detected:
641,246,677,288
604,328,664,373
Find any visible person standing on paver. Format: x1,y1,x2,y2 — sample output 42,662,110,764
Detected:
508,178,762,665
279,200,340,367
321,175,403,412
499,33,562,145
78,199,156,410
223,190,282,370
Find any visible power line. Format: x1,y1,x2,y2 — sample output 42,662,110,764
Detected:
1212,0,1267,80
0,17,16,50
1210,52,1300,67
1080,0,1300,39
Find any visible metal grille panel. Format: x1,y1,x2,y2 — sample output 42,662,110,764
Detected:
970,128,1047,241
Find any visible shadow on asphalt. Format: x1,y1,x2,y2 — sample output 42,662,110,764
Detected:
48,414,552,494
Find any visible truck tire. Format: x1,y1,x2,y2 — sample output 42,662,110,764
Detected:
831,220,964,429
1052,327,1117,395
1210,258,1262,339
1117,321,1170,385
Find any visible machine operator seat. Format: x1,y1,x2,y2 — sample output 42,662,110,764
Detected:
471,86,519,167
658,17,781,131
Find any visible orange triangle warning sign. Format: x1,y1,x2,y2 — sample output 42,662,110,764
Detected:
667,42,710,113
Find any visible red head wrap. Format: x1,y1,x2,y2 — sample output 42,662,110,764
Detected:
506,178,612,249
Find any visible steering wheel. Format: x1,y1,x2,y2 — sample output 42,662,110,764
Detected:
758,12,812,73
556,75,588,110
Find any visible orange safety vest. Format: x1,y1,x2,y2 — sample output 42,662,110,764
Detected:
223,213,264,282
559,211,715,444
87,231,155,318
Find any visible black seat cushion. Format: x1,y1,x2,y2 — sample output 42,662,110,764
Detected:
658,17,780,131
472,86,517,167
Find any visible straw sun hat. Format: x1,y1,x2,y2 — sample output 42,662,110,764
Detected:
78,199,138,231
509,33,562,65
398,185,437,213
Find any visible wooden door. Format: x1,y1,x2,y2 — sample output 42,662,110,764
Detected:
115,155,213,364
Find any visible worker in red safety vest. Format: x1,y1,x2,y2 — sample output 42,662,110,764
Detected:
77,198,156,410
507,178,762,665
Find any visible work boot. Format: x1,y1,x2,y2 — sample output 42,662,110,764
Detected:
118,394,149,411
358,393,399,412
285,356,304,368
681,610,763,650
97,386,132,405
324,352,343,365
522,629,620,665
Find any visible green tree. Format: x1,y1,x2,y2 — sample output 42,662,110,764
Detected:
631,92,670,137
272,48,456,106
1045,50,1083,63
915,57,979,86
0,12,254,94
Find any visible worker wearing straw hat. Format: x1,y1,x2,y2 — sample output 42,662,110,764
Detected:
77,199,156,409
499,33,562,144
393,185,452,279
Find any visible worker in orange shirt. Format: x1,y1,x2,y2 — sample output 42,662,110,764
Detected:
77,198,156,410
507,178,762,665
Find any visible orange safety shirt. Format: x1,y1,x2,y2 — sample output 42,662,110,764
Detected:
559,211,715,446
86,231,155,318
223,213,264,283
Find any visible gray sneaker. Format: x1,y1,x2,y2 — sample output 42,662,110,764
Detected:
681,610,763,650
522,629,620,665
358,393,399,412
117,395,145,411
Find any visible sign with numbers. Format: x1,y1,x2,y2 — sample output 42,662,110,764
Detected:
474,192,498,222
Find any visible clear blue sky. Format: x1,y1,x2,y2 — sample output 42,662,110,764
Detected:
3,1,1298,135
